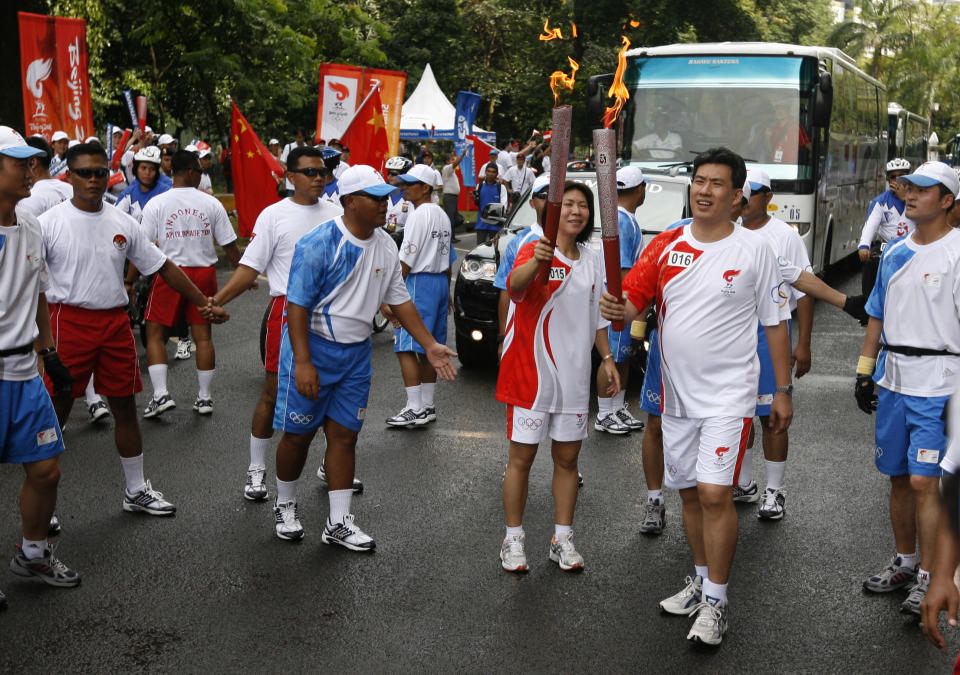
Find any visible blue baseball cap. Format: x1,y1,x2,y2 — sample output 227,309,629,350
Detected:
897,161,960,197
0,126,44,159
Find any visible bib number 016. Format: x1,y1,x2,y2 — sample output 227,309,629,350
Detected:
668,250,694,267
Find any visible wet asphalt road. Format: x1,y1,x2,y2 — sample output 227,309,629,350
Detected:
0,234,955,672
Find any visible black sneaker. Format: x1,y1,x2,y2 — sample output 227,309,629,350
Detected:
123,481,177,516
10,543,80,588
317,461,364,494
639,499,666,535
48,514,61,536
143,394,176,419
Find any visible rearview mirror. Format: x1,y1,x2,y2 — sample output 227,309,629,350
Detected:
481,202,507,225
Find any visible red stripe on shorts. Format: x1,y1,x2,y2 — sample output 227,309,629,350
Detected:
732,417,753,487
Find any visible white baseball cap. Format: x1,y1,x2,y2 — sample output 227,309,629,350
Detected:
0,126,44,159
268,138,279,145
158,133,175,145
67,139,80,148
144,126,153,134
184,144,199,154
338,164,399,197
397,163,441,186
897,161,960,198
198,148,212,159
51,130,68,142
85,136,100,144
746,168,771,192
616,166,646,190
111,126,123,135
741,178,751,201
531,173,550,195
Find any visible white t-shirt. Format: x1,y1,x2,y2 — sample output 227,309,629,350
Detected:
496,151,516,176
743,216,812,312
40,200,166,309
623,224,788,418
140,188,236,267
0,209,49,381
399,203,455,274
198,172,212,194
866,228,960,397
19,179,73,218
502,166,536,195
386,192,411,232
285,218,410,344
240,198,343,296
943,372,960,473
633,131,683,158
541,155,551,174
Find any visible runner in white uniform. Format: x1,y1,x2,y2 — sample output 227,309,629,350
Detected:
601,148,792,646
19,137,72,218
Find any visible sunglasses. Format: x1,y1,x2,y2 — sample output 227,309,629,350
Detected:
288,167,329,178
532,190,549,199
357,192,392,202
387,171,400,177
71,167,110,179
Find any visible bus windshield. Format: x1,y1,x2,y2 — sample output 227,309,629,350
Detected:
621,55,816,182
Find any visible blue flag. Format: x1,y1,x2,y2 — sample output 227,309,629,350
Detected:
455,90,482,188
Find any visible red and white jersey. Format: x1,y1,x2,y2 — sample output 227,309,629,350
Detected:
40,200,167,309
140,188,237,267
496,242,609,414
623,224,787,418
240,198,343,297
743,216,811,312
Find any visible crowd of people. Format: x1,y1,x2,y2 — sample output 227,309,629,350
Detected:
4,116,960,658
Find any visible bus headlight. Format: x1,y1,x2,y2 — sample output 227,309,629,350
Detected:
460,257,497,281
789,222,811,236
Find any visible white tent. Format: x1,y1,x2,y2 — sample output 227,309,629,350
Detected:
399,63,496,143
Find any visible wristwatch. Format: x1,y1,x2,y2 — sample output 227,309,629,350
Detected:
775,384,793,397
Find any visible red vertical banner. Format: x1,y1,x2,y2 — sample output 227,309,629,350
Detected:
315,63,364,144
53,17,94,141
18,12,59,141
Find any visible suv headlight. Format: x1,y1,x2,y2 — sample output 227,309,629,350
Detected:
460,257,497,281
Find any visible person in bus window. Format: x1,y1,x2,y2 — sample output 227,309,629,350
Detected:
769,102,811,165
633,112,683,160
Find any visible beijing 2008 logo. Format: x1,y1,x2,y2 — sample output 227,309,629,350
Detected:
721,269,740,296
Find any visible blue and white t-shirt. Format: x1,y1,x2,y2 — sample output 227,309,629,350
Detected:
114,175,173,222
286,217,410,344
617,206,644,269
859,189,914,248
866,228,960,396
493,223,543,291
399,203,456,274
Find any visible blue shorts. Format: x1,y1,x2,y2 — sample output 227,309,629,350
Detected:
875,387,948,478
0,377,65,464
273,328,372,434
640,329,662,416
755,319,791,417
394,272,448,355
607,323,633,363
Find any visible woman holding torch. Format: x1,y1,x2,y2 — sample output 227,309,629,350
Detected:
496,181,620,573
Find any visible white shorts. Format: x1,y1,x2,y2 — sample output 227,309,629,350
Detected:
661,414,752,489
506,405,589,444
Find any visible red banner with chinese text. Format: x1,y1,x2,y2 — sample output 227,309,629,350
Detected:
18,12,60,141
53,17,94,141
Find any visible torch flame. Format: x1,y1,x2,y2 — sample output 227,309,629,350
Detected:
539,19,563,41
549,56,579,107
602,36,631,128
571,22,578,38
630,20,641,27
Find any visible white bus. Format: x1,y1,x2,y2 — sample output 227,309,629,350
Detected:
887,102,929,167
589,42,887,272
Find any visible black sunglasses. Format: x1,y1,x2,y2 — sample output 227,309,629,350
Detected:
288,167,329,178
532,190,549,199
71,167,110,179
387,171,400,177
357,192,392,202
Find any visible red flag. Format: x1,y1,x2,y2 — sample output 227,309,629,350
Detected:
340,86,390,173
18,12,60,140
230,100,283,237
53,17,95,141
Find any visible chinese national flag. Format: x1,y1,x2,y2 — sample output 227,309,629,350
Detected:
230,100,283,237
340,86,390,173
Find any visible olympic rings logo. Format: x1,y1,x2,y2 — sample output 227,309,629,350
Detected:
403,243,419,255
646,390,661,405
515,416,543,431
288,411,315,425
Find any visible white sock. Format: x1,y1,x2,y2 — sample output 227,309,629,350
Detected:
197,369,214,399
249,434,270,471
647,489,663,504
328,489,352,524
84,377,100,405
276,477,298,504
21,538,46,560
421,382,436,408
404,385,422,412
702,578,728,606
765,460,786,491
505,525,524,539
695,564,709,580
898,552,918,569
148,364,168,399
120,454,147,494
554,523,572,537
598,396,613,415
613,390,626,409
738,448,753,486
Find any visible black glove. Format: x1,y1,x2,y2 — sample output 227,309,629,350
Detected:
43,352,74,397
843,294,869,325
855,374,877,414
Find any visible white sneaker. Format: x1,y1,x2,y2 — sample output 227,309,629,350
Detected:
548,531,584,571
686,599,728,646
732,481,759,503
386,407,428,427
192,396,214,415
175,338,193,360
321,514,375,551
659,575,703,615
143,394,176,419
244,468,268,501
758,487,786,520
88,400,110,423
594,412,630,434
500,534,528,572
615,405,645,431
274,500,304,540
122,481,176,516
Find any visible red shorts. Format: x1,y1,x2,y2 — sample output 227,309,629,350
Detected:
46,304,142,399
264,295,288,373
144,265,217,327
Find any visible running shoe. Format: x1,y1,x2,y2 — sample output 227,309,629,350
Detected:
244,468,268,501
420,406,437,423
317,461,364,494
758,488,786,520
862,555,917,593
122,481,177,516
386,407,428,427
639,499,666,535
10,543,80,588
615,405,645,431
578,472,584,488
686,597,728,646
500,534,528,572
175,338,193,360
192,397,214,415
48,514,61,536
274,500,304,540
659,575,703,615
548,531,584,571
732,481,759,503
321,514,375,551
900,573,930,616
143,394,176,419
88,400,110,423
594,412,630,435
